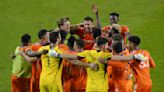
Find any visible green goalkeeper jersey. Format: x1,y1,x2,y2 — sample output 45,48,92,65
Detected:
12,46,32,78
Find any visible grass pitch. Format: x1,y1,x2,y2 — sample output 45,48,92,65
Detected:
0,0,164,91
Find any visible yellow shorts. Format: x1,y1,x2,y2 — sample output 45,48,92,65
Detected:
40,84,53,92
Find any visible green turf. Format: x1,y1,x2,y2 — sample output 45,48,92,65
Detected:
0,0,164,91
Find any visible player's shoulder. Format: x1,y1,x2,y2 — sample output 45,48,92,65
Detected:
121,25,129,28
40,45,50,50
31,42,42,50
58,44,69,51
121,25,129,32
141,50,150,56
102,25,111,31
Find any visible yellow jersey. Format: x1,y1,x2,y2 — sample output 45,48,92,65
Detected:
77,50,112,92
38,45,63,90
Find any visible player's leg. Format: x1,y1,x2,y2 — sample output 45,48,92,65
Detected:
11,75,21,92
71,79,80,92
63,80,71,92
78,89,85,92
30,76,35,92
30,77,40,92
108,77,115,92
58,81,64,92
40,81,48,92
19,78,30,92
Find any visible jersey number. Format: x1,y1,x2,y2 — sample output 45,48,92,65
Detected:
139,57,149,69
47,56,50,67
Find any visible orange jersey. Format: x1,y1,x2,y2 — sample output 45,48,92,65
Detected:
58,44,69,51
27,42,42,92
62,50,87,92
131,50,156,86
108,49,132,91
102,25,129,43
29,42,42,79
75,27,96,50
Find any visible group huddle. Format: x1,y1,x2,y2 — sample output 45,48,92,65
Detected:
11,4,156,92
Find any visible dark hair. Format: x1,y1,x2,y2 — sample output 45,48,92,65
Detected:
57,17,70,28
109,12,119,17
112,34,123,42
97,37,108,47
109,28,120,37
75,39,84,49
21,34,31,45
112,42,122,53
84,16,93,22
49,32,59,43
38,29,47,39
128,36,141,46
67,36,76,49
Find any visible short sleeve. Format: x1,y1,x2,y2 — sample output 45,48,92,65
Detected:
121,25,129,33
77,50,89,58
55,46,64,54
38,46,44,52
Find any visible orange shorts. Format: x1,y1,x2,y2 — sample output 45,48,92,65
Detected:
63,80,71,92
11,75,30,92
30,76,40,92
136,85,152,92
108,78,115,92
115,87,129,92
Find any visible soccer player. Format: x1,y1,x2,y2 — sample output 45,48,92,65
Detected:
50,36,145,92
26,29,48,92
62,35,78,92
107,42,133,92
62,37,87,92
128,36,156,92
36,31,65,92
49,37,112,92
75,16,101,50
91,4,130,44
102,12,130,43
11,34,33,92
73,39,87,92
47,32,97,92
56,17,79,44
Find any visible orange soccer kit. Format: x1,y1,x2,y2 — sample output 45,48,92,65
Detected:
11,46,31,92
62,50,87,92
28,42,42,92
75,27,96,50
102,25,129,43
131,49,156,92
108,49,132,92
108,48,133,92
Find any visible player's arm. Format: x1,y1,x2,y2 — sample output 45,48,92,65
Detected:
67,59,96,68
10,52,16,59
20,51,38,63
122,25,130,38
59,54,79,60
26,50,48,57
48,49,79,59
99,53,145,64
149,56,156,68
125,32,131,38
91,4,101,29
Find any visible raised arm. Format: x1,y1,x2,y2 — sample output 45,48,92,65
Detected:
91,4,101,29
